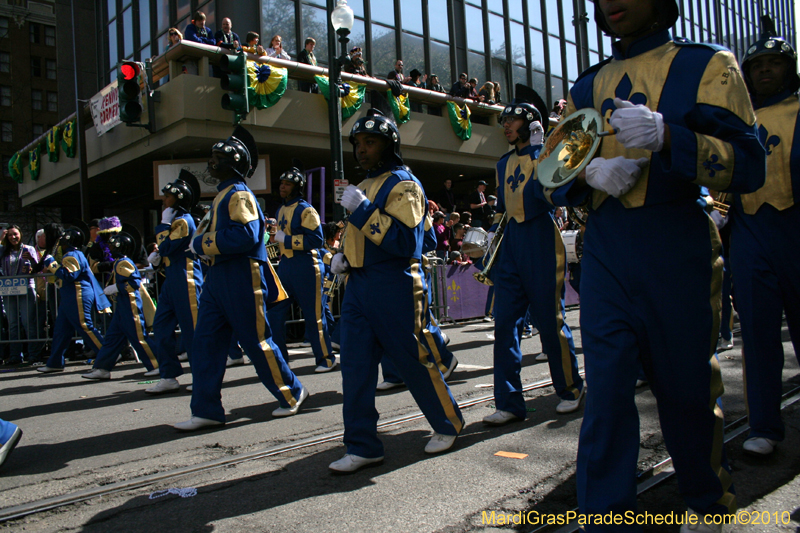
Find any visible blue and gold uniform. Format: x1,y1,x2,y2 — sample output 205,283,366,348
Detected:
490,141,583,418
90,257,158,372
43,248,110,369
268,196,335,370
730,90,800,445
152,212,202,379
548,28,765,526
339,165,463,458
189,176,304,423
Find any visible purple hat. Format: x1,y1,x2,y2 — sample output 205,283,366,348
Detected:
97,216,122,234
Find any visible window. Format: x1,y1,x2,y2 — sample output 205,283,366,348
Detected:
122,6,133,57
32,124,44,139
0,17,8,39
0,52,9,73
32,90,43,110
30,22,40,44
31,57,41,77
2,121,12,142
45,25,55,46
46,59,56,79
47,92,57,112
2,156,9,177
371,24,395,77
0,86,9,106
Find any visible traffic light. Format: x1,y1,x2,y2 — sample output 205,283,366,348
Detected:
220,51,249,124
118,61,144,124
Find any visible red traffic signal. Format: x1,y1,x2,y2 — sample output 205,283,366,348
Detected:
120,62,141,81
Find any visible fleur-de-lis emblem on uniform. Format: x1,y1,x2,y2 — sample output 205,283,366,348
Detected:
702,154,726,177
294,238,301,248
601,74,647,119
507,166,525,192
278,215,288,232
370,223,381,235
758,124,781,155
204,237,213,247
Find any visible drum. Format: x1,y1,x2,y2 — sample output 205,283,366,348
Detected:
461,227,488,258
562,229,583,264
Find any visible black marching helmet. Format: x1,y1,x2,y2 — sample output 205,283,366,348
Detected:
211,125,259,180
595,0,679,39
279,158,306,196
162,169,201,213
741,15,800,95
60,226,85,249
107,224,142,260
349,107,403,168
501,84,549,144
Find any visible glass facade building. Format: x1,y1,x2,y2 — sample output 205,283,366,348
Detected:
104,0,795,107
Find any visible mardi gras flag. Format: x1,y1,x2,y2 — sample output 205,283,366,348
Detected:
314,75,366,119
447,101,472,141
29,144,41,181
387,90,410,124
8,152,24,183
247,61,288,109
61,119,76,158
46,125,61,162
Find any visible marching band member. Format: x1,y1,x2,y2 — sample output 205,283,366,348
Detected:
730,18,800,456
174,126,308,431
328,108,463,473
38,228,111,373
483,84,584,426
81,230,159,379
268,165,337,373
146,172,203,394
544,0,766,529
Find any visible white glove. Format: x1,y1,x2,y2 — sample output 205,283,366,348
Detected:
585,156,650,198
609,98,665,152
710,210,727,230
331,253,350,275
341,185,368,212
275,230,287,244
103,284,119,296
147,251,161,267
161,207,176,225
529,121,544,146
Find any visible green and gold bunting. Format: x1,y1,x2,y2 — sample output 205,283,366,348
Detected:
447,101,472,141
8,152,24,183
46,125,61,162
387,90,410,124
61,119,76,158
247,61,288,109
29,144,41,181
314,75,367,119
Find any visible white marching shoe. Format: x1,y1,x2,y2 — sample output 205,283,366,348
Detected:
329,454,384,474
442,356,459,381
143,368,160,377
483,410,521,426
743,436,776,455
556,387,586,414
272,387,309,417
145,378,180,394
81,368,111,380
424,433,457,454
173,416,223,431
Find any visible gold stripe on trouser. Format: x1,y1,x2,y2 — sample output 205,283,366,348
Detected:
312,258,331,364
411,262,463,433
186,258,199,327
75,283,102,348
706,221,736,511
551,223,579,399
126,288,158,368
425,313,448,373
251,259,295,406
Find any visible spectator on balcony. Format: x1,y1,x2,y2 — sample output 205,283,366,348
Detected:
427,73,444,93
478,81,496,104
184,11,215,46
493,82,502,105
344,46,368,76
449,73,469,98
387,59,411,84
242,32,267,56
266,35,291,60
407,69,426,112
166,28,183,51
298,37,318,93
214,18,240,51
550,99,567,120
467,78,482,101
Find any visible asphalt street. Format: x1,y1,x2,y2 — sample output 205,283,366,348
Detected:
0,309,798,532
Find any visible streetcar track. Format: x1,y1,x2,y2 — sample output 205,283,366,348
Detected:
0,373,573,523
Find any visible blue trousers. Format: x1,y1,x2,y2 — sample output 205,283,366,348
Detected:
92,292,158,372
152,276,200,379
493,216,583,419
45,287,105,369
719,256,734,341
577,200,734,530
190,258,304,423
340,259,463,458
268,254,335,369
730,204,800,442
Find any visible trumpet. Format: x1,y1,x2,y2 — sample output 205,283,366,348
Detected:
711,192,731,217
473,212,507,286
329,217,349,297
